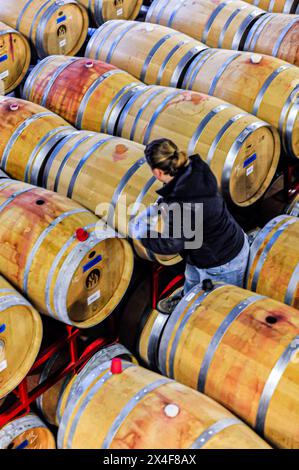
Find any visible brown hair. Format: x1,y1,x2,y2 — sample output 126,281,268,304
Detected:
145,139,189,177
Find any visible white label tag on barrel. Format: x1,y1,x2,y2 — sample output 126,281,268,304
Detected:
246,165,254,176
117,8,123,16
0,359,7,373
87,290,101,306
59,39,67,48
185,292,196,302
0,70,9,80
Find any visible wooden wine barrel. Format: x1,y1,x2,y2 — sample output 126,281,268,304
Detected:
0,0,89,59
57,358,271,449
56,344,138,425
27,350,70,426
0,275,42,399
33,343,136,426
183,50,299,159
116,85,280,207
126,282,299,448
146,0,265,50
78,0,143,26
285,193,299,216
244,0,299,14
0,413,56,449
0,21,31,94
246,215,299,309
39,130,181,265
244,13,299,65
22,55,141,134
0,179,134,328
85,20,207,88
0,97,74,183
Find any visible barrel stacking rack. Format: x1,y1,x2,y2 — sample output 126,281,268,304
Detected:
0,264,183,431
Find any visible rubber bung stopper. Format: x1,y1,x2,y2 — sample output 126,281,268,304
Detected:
0,324,6,334
250,54,262,64
111,357,123,374
85,60,94,68
9,103,19,111
76,228,89,242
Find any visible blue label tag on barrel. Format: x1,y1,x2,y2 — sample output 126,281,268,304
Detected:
243,153,257,168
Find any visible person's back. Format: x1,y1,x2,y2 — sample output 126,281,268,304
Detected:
133,138,250,313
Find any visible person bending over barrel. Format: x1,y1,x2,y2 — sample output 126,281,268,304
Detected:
130,138,250,314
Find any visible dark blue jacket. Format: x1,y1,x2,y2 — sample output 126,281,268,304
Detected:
140,155,245,268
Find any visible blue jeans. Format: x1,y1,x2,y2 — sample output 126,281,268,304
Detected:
184,235,250,294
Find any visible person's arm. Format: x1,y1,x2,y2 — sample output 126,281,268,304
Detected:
130,202,185,255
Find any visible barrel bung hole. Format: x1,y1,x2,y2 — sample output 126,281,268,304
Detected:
89,251,96,259
266,316,278,325
36,199,45,206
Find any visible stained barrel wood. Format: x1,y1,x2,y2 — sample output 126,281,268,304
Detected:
285,193,299,216
0,0,89,59
39,130,181,265
246,215,299,309
57,359,271,449
0,413,56,449
0,275,42,399
0,21,31,94
85,20,207,88
78,0,143,26
116,85,280,207
22,55,141,134
244,0,299,14
129,282,299,448
244,13,299,66
146,0,264,50
0,97,74,184
183,49,299,159
0,179,133,328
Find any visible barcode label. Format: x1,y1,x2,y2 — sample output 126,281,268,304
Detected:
246,165,254,176
0,359,7,373
87,290,100,305
117,8,123,16
185,292,196,302
0,70,9,80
